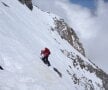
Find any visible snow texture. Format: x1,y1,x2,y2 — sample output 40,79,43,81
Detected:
0,0,104,90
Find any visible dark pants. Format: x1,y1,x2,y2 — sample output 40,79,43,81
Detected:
42,56,51,66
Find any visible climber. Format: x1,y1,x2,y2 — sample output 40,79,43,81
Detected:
40,47,51,66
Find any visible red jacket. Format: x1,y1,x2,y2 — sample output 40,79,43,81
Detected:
41,48,51,57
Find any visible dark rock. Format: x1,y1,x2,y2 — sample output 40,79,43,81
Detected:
0,66,3,70
1,2,9,7
53,67,62,77
18,0,33,10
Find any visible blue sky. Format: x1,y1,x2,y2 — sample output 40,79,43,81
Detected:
69,0,96,9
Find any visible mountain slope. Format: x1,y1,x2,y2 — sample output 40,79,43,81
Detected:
0,0,107,90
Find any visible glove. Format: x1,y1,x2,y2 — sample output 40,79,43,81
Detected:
40,54,44,58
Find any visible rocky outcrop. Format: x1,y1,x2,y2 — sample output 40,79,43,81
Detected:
61,49,108,90
18,0,33,10
95,68,108,90
53,18,85,56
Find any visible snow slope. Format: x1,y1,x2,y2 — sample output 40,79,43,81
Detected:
0,0,105,90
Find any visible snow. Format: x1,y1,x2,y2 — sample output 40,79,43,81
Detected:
0,0,104,90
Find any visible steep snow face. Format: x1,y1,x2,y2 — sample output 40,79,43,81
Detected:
0,0,105,90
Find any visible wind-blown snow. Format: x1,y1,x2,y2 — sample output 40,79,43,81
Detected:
0,0,104,90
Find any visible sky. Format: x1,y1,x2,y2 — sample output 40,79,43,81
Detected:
33,0,108,73
69,0,96,9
